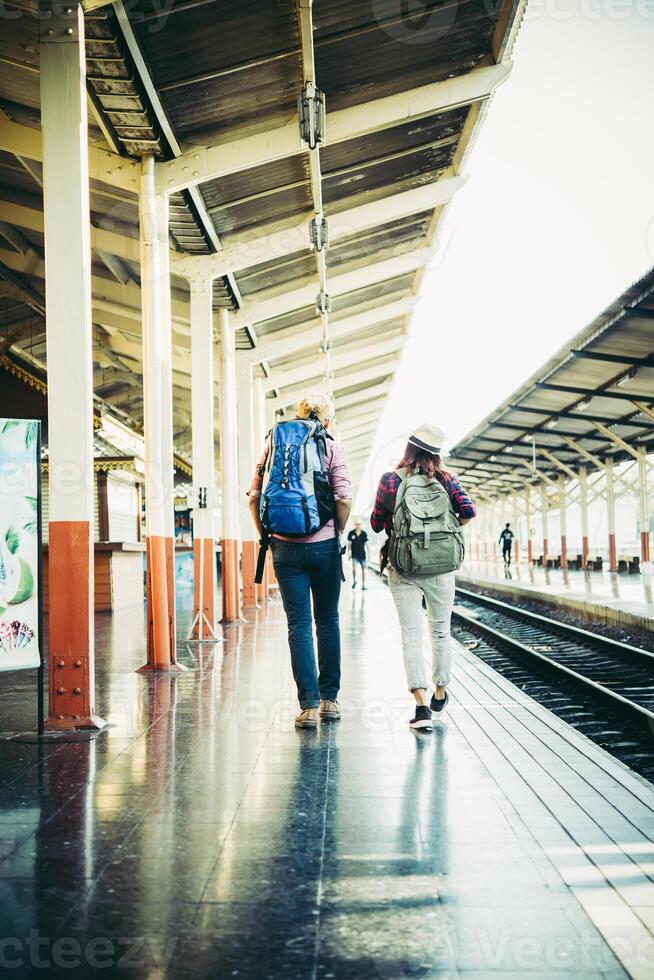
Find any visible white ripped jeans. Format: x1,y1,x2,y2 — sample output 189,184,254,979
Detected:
388,567,456,691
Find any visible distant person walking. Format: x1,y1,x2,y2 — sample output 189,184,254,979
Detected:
248,392,352,729
348,518,368,590
499,523,514,565
371,424,476,731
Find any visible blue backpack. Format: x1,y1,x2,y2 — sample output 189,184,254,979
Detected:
260,418,334,537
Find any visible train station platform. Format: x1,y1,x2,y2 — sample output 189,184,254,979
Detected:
459,559,654,634
2,580,654,979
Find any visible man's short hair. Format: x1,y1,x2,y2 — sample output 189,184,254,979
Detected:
297,391,334,424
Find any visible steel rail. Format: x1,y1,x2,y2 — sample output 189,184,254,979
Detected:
453,587,654,726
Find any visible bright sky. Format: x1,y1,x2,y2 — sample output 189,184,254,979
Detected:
355,6,654,510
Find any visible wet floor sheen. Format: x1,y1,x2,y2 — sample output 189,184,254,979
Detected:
0,580,648,978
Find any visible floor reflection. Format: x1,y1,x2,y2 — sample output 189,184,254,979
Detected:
0,581,639,978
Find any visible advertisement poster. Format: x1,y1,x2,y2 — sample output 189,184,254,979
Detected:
0,419,40,672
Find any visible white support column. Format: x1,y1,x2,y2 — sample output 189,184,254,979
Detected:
219,308,241,621
492,498,498,561
638,448,651,565
190,277,217,637
40,2,105,729
525,483,533,563
558,474,568,569
579,466,589,568
158,190,176,661
540,482,549,566
253,376,267,449
511,490,520,564
252,375,269,601
140,155,175,670
605,457,617,571
237,356,257,607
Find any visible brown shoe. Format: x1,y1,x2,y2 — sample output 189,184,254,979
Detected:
319,699,341,721
295,708,319,729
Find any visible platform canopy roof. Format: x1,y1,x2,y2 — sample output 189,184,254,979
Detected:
448,266,654,499
0,0,524,485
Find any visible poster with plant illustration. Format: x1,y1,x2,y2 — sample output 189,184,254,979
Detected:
0,419,40,672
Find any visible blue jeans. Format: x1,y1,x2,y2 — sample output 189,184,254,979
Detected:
271,537,342,708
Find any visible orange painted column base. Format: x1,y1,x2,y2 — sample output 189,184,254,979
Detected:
221,538,241,622
47,521,105,730
527,540,533,563
142,535,183,672
241,539,257,607
582,536,589,568
543,539,548,566
514,540,519,565
165,536,176,663
561,535,568,569
641,531,651,564
267,552,277,593
608,533,618,572
193,537,216,637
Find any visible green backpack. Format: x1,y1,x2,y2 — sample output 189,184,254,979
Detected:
389,468,465,577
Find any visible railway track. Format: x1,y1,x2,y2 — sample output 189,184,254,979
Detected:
453,587,654,730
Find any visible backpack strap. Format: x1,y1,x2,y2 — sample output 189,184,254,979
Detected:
393,468,409,512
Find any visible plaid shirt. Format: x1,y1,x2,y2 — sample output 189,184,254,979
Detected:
371,470,476,535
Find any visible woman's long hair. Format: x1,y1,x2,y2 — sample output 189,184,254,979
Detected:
397,441,450,484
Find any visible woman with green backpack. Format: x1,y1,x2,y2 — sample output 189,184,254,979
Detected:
371,424,476,731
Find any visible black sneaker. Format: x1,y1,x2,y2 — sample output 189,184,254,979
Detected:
430,690,449,713
409,705,433,731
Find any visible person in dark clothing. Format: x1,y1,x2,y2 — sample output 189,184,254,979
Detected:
347,518,368,590
499,523,514,565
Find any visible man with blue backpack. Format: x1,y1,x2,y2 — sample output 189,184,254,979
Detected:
248,392,352,728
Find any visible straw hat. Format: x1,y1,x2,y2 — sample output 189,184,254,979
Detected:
407,423,444,455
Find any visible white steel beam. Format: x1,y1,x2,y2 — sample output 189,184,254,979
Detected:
267,334,405,392
0,115,137,193
250,297,415,365
273,358,399,411
335,384,390,412
156,63,511,194
0,246,192,336
232,248,430,330
171,178,465,280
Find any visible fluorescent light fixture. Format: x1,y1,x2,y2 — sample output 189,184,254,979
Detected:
576,399,589,411
616,367,637,387
546,418,558,429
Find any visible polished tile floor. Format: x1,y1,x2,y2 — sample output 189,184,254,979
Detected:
0,580,652,978
461,559,654,626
